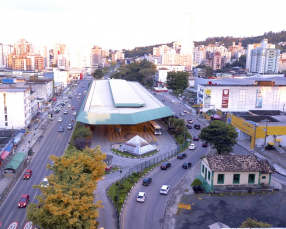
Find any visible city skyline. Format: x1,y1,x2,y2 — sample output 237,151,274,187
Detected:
0,0,285,50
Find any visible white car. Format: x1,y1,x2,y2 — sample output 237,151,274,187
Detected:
160,185,170,195
137,192,146,202
58,117,63,122
187,119,193,124
41,177,49,187
67,104,71,108
67,124,73,130
73,111,77,116
189,143,197,150
183,110,189,113
64,110,68,114
78,93,81,96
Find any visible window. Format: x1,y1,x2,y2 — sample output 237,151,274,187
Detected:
262,176,266,179
202,164,205,174
233,174,240,184
248,174,255,184
208,171,211,181
217,174,224,184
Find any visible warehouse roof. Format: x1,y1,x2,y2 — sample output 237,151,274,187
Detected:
77,79,174,125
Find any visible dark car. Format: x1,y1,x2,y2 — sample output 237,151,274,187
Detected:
82,86,84,88
194,124,201,130
174,115,179,119
202,142,208,147
71,118,76,122
23,169,32,179
58,127,64,132
162,99,165,102
18,194,30,208
142,177,152,186
161,162,171,170
177,153,187,159
54,109,60,114
186,124,192,129
193,135,199,141
182,162,192,169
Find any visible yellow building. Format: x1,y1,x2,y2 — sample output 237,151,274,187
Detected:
227,110,286,149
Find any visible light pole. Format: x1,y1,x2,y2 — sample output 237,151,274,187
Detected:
262,119,269,146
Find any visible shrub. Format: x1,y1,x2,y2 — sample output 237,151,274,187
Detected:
191,179,202,186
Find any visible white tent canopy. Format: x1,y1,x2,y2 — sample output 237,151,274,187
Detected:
119,135,156,156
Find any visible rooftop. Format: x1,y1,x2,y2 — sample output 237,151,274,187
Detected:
77,79,174,125
205,155,274,173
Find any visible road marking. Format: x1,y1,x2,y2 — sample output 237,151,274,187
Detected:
23,221,33,229
5,212,14,226
7,221,18,229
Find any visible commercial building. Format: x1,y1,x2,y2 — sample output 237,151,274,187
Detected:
77,79,174,125
25,79,54,102
155,65,186,84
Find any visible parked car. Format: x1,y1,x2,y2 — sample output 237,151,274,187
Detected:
58,127,64,132
23,170,32,179
186,124,192,129
171,100,175,103
137,192,146,202
160,162,171,170
54,108,60,114
183,110,189,113
182,162,192,169
193,135,199,141
194,124,201,130
67,124,73,130
202,142,208,147
160,185,170,195
58,117,63,122
174,115,179,119
177,153,187,159
142,177,152,186
162,99,165,102
189,143,197,150
64,110,68,114
18,194,30,208
187,119,193,124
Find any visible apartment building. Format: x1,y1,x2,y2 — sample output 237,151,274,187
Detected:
249,39,280,74
26,79,54,102
0,88,32,129
212,52,222,71
279,52,286,73
111,51,125,62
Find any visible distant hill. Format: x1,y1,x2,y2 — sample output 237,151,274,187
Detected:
123,31,286,58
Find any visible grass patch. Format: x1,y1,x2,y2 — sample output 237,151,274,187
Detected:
142,150,158,158
67,122,80,151
108,163,159,213
112,149,138,158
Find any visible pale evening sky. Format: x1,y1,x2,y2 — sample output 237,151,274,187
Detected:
0,0,285,50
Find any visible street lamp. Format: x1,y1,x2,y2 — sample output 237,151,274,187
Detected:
261,119,269,146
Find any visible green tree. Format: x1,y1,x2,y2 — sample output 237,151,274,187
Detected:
199,120,238,154
75,125,92,140
92,69,104,79
240,218,272,228
27,147,106,229
166,71,189,94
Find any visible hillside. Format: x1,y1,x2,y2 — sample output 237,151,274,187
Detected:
123,31,286,58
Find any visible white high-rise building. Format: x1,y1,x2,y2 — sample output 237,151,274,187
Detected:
179,12,194,71
249,39,280,74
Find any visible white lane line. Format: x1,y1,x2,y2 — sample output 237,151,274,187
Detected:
32,191,38,202
5,210,13,225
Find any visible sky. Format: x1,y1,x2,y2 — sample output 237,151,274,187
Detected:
0,0,285,50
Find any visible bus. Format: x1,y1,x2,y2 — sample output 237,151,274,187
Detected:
149,121,162,135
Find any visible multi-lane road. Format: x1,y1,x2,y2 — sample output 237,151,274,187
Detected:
0,79,89,228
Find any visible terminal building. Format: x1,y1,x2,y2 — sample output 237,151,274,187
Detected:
77,79,174,126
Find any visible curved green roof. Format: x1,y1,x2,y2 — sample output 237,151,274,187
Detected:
5,152,26,172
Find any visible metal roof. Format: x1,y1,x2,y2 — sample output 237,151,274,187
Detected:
77,80,174,125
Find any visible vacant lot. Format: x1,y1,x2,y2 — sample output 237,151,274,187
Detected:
174,188,286,228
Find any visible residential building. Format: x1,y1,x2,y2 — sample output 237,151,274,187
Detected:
155,65,186,84
197,155,274,192
25,79,54,102
247,39,280,73
53,69,69,89
279,52,286,73
111,50,124,62
212,52,221,71
91,46,102,67
0,88,32,129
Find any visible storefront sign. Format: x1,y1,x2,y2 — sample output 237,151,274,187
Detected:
221,89,229,108
255,89,263,108
204,89,211,108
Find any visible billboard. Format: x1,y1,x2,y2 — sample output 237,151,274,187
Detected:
255,89,263,108
221,89,229,108
204,89,211,108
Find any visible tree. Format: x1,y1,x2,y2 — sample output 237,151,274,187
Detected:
166,71,189,94
27,147,106,229
199,120,238,154
240,218,272,228
75,125,92,140
92,69,104,79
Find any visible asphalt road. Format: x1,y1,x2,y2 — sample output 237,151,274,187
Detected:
122,142,209,229
0,78,89,228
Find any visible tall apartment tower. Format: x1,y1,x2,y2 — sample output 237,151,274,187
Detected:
0,43,5,68
91,46,102,67
179,12,194,71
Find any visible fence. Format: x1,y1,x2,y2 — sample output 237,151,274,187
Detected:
118,148,179,184
0,157,28,207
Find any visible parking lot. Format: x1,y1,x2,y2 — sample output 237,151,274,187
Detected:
171,187,286,228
